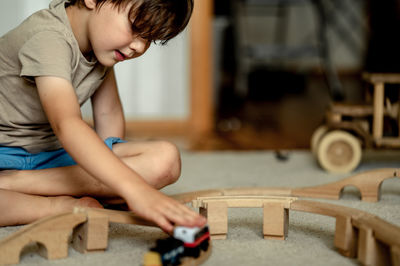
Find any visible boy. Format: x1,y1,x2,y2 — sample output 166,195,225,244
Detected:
0,0,206,233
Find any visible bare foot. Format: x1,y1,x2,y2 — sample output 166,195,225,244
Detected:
77,196,104,208
49,195,103,215
0,190,104,226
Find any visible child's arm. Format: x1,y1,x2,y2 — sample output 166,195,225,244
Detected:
90,68,125,140
35,75,205,233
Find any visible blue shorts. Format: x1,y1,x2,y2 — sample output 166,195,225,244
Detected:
0,137,126,170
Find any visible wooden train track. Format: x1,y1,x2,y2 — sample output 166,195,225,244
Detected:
292,168,399,202
0,208,155,265
0,168,399,265
172,168,399,203
192,196,400,265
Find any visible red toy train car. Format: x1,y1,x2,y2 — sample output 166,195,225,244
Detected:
143,225,210,266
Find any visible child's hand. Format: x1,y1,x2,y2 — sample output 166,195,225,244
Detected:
124,185,207,233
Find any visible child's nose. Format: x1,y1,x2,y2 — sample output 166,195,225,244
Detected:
129,37,148,54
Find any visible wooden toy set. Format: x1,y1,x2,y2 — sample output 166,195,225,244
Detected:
0,168,399,265
312,73,400,173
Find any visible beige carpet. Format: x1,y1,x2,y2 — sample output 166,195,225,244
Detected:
1,150,399,265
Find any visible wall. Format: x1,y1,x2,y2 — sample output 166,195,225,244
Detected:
0,0,190,120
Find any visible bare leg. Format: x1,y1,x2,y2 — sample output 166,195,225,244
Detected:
0,189,102,226
0,140,181,197
0,140,181,226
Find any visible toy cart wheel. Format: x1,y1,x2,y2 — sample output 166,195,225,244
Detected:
317,130,362,173
310,125,329,155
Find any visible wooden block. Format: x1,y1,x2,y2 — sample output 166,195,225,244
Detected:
354,215,400,248
263,203,288,240
357,226,373,264
334,215,358,257
392,246,400,266
200,201,228,240
357,225,391,266
72,210,109,253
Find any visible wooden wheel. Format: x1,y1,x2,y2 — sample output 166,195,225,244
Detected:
317,130,362,173
310,125,329,155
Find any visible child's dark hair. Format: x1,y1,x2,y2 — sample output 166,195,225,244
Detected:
69,0,194,45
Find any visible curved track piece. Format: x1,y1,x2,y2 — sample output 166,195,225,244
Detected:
74,207,155,226
191,196,400,266
0,212,87,265
291,200,400,266
0,207,212,266
292,168,398,202
0,208,157,265
173,169,399,203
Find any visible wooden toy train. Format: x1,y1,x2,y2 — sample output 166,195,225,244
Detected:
143,225,210,266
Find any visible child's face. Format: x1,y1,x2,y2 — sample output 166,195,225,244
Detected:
87,2,151,67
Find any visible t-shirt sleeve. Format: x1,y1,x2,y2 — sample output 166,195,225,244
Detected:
18,31,73,82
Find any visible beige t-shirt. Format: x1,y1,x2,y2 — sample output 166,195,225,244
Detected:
0,0,108,153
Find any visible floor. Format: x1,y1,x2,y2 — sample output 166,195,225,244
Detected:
1,150,399,266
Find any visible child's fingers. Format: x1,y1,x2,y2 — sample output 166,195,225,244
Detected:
176,204,207,226
161,200,207,227
127,189,206,232
149,209,174,234
157,217,174,234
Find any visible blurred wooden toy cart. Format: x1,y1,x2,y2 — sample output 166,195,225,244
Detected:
311,73,400,173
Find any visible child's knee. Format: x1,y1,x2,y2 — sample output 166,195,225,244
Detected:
155,141,181,184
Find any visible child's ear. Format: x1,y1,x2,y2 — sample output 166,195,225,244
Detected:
83,0,97,10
